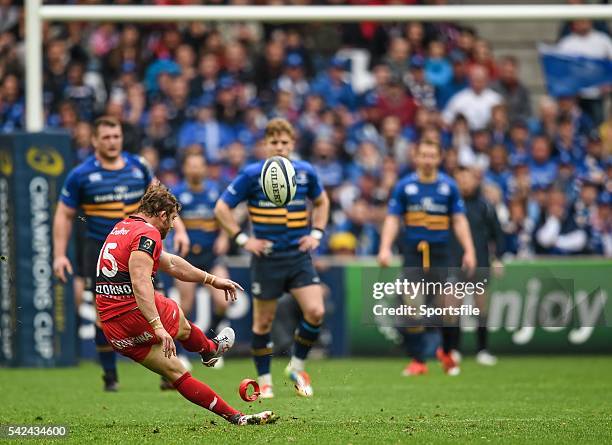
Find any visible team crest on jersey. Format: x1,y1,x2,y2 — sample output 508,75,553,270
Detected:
251,282,261,295
437,183,450,196
208,189,219,201
180,192,193,205
296,171,308,185
132,167,144,179
114,185,128,194
89,172,102,183
405,183,419,195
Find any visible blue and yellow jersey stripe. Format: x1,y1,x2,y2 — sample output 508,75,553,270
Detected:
388,172,464,246
404,211,450,230
59,153,153,241
172,180,222,250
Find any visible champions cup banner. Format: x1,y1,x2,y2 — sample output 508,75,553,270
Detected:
0,132,75,367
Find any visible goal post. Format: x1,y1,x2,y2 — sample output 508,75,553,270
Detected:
25,1,612,131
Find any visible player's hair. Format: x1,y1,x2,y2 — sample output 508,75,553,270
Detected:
136,183,181,218
93,116,121,136
182,148,206,167
265,118,296,140
416,138,442,154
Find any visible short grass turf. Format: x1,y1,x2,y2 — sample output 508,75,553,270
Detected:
1,356,611,444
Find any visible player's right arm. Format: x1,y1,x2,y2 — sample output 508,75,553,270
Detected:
53,169,81,283
129,250,176,358
378,216,400,267
378,181,404,267
214,168,272,257
53,202,76,282
158,251,242,301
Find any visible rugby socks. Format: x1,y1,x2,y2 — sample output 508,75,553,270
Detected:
477,326,488,352
400,327,426,363
293,319,321,361
441,327,461,354
441,327,453,354
289,357,305,372
95,325,117,377
173,372,240,420
252,332,273,376
179,322,216,354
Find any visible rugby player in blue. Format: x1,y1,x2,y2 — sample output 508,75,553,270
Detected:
215,118,330,398
52,116,190,391
378,139,476,377
172,151,232,365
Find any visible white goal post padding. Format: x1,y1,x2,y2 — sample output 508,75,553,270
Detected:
25,1,612,130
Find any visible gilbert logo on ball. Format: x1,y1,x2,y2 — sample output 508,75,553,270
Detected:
239,379,260,402
260,156,297,207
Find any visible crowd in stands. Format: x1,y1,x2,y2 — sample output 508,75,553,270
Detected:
0,0,610,257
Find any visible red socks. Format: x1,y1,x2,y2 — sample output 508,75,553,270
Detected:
179,322,216,353
173,372,240,420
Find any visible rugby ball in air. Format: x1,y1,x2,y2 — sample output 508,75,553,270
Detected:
260,156,297,207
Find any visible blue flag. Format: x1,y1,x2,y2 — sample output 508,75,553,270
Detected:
538,43,612,97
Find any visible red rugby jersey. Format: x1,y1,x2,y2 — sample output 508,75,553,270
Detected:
95,216,162,321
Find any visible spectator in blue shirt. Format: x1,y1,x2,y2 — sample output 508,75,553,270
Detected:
435,50,469,109
581,131,608,182
554,115,586,162
529,135,558,187
234,100,266,153
404,55,436,110
277,53,310,111
485,145,513,201
311,56,357,112
215,75,244,127
346,92,382,155
528,95,559,140
557,95,594,137
425,40,453,89
178,96,234,163
311,137,345,189
556,152,580,202
0,73,24,132
63,62,97,122
189,52,220,103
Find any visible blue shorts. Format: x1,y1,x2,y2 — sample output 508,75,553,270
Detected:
186,247,218,272
403,241,450,284
250,251,320,300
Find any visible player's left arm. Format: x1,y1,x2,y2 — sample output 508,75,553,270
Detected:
452,213,476,273
299,191,330,252
299,168,330,252
158,251,243,301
